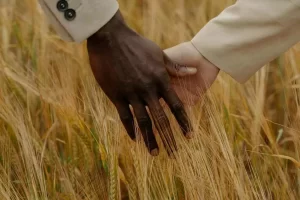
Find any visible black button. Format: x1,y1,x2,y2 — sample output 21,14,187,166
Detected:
64,9,76,21
57,0,68,12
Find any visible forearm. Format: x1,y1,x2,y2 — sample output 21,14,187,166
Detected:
191,0,300,83
38,0,119,42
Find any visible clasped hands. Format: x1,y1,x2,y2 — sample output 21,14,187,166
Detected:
87,11,219,156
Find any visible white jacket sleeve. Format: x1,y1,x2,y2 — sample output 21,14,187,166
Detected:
191,0,300,83
38,0,119,42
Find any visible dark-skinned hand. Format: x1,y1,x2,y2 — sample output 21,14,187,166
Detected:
87,11,194,156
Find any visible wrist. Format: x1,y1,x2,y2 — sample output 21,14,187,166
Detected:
188,41,219,71
88,10,133,43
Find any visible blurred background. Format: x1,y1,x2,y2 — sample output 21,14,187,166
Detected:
1,0,300,199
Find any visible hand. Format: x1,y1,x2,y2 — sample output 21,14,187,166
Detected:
87,11,195,156
164,42,220,105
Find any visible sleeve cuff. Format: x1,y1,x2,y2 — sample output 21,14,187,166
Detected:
42,0,119,42
191,0,300,83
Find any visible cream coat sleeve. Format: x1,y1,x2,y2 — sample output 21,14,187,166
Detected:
191,0,300,83
38,0,119,42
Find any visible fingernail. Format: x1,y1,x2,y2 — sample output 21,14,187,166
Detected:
186,132,194,139
151,149,159,156
181,67,197,74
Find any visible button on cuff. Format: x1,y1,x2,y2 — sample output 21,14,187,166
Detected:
64,9,76,21
57,0,68,12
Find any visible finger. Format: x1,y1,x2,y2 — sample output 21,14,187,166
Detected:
131,101,159,156
161,86,193,139
163,53,197,77
114,101,136,140
146,96,177,156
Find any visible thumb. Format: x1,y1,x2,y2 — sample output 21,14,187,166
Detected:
163,53,197,77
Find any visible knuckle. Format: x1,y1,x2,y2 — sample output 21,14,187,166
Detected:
161,84,171,92
156,114,170,126
137,117,152,129
139,83,155,97
156,71,169,81
142,81,154,89
157,114,166,121
157,76,170,88
119,114,132,122
172,101,184,112
136,79,153,90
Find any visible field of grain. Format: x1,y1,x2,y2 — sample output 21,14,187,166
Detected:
1,0,300,199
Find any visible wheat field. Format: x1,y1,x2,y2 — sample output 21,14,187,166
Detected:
1,0,300,199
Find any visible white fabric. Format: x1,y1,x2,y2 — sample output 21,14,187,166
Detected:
39,0,119,42
192,0,300,82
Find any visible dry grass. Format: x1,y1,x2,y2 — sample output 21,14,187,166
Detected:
1,0,300,199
